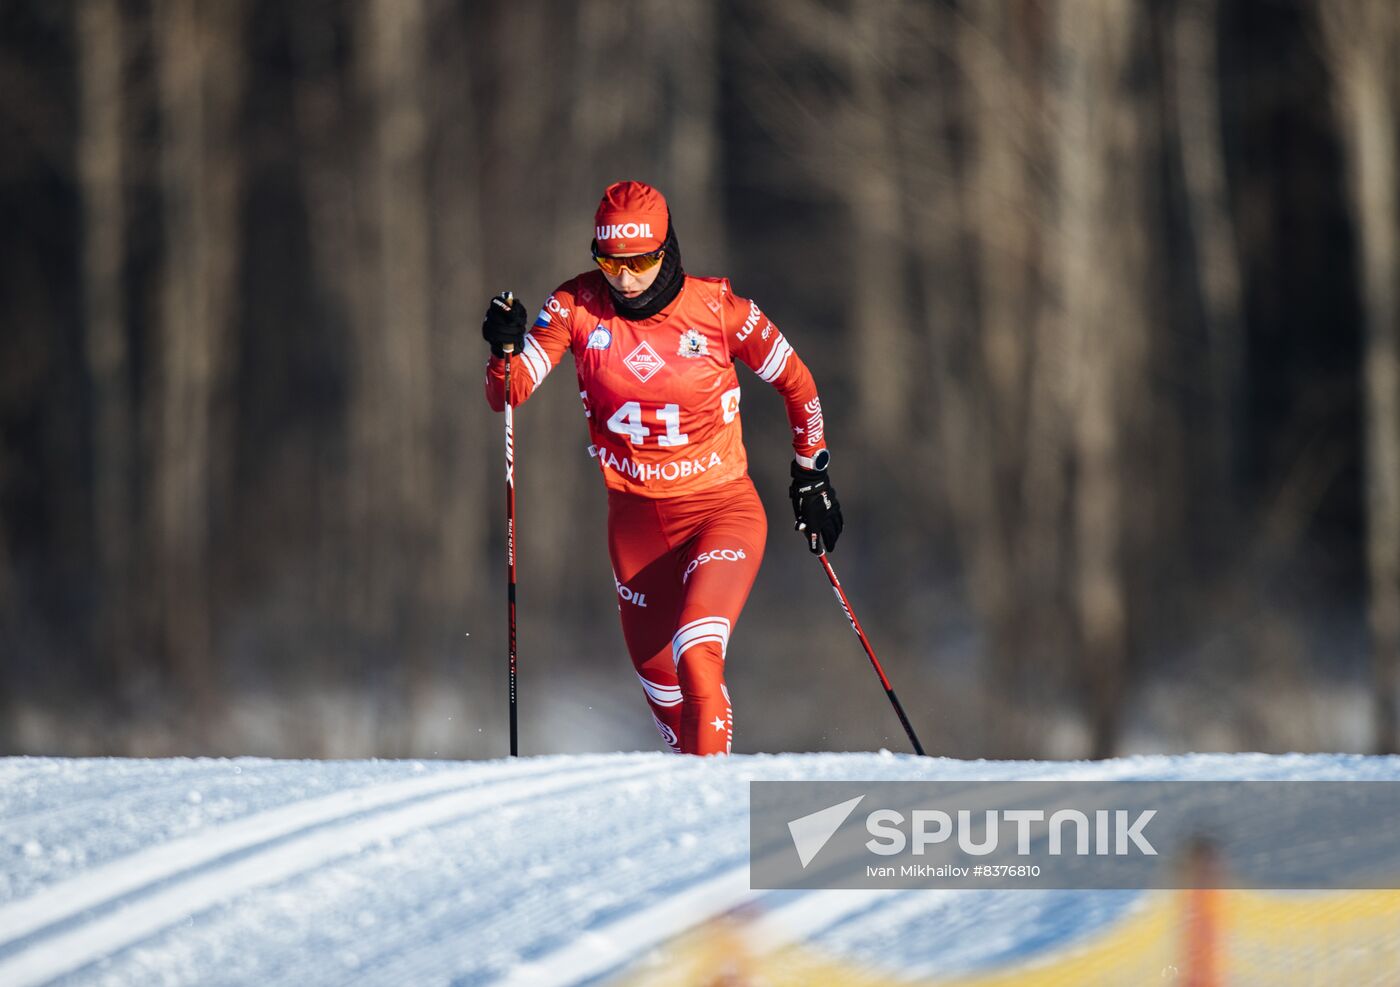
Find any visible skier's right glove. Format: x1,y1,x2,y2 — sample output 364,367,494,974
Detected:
482,291,527,358
790,459,843,554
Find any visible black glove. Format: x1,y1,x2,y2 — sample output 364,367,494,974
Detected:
790,459,843,554
482,291,527,358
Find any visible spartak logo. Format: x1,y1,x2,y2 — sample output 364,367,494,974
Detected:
623,341,665,382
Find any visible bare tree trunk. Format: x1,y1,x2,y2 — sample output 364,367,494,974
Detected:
352,0,435,755
962,5,1036,451
657,0,724,267
846,0,908,446
955,2,1053,756
1170,0,1244,535
153,0,246,742
905,43,980,753
424,0,485,755
726,0,914,454
291,1,364,755
1050,0,1146,759
1323,0,1400,755
78,0,136,714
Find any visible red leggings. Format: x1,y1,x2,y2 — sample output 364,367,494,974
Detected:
607,477,767,755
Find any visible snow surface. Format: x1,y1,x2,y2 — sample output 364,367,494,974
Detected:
1,750,1397,986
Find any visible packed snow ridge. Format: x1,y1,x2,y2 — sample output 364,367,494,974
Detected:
1,750,1395,986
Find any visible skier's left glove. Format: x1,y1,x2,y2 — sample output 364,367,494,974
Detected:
790,458,842,554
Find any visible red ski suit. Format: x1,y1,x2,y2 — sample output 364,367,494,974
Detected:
485,271,827,754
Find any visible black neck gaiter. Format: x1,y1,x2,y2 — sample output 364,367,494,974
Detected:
605,218,684,321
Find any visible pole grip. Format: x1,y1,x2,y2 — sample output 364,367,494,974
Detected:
497,291,516,355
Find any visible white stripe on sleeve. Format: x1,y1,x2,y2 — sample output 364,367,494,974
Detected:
521,332,552,386
756,337,793,383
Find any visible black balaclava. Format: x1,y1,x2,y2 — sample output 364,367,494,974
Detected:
603,214,685,321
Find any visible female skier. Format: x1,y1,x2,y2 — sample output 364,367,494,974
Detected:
483,180,842,755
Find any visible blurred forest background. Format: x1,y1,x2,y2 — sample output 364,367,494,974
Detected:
2,0,1398,760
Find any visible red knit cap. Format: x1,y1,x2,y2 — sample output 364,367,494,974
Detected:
593,181,668,255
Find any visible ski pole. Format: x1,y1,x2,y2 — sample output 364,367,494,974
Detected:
495,291,519,757
816,551,927,755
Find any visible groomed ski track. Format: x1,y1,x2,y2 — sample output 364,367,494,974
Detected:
2,751,1397,986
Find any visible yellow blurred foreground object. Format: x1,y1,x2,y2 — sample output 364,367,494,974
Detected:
608,889,1400,986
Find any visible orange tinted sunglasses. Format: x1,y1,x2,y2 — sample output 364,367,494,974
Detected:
593,248,664,277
